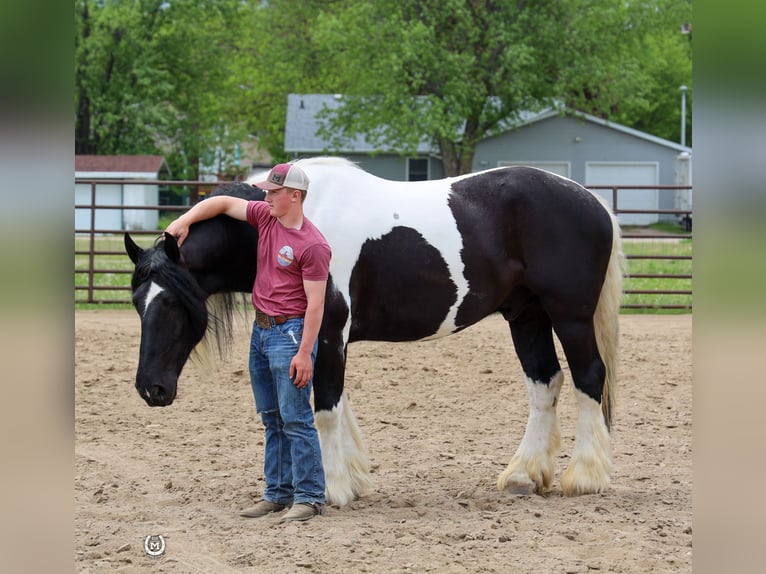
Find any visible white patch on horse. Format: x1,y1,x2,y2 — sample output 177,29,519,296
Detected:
297,158,470,340
314,392,371,507
497,371,564,495
142,282,164,317
560,388,613,496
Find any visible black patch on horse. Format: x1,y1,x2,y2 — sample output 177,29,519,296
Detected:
348,226,457,342
448,167,613,326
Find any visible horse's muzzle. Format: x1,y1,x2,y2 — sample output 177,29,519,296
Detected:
137,381,177,407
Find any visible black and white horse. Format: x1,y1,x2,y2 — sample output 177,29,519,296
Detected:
125,157,623,506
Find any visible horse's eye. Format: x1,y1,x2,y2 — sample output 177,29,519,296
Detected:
136,266,150,283
131,266,151,294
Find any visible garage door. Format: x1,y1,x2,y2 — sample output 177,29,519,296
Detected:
585,162,658,226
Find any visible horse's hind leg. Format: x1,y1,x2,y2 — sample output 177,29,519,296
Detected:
497,303,564,495
553,318,612,496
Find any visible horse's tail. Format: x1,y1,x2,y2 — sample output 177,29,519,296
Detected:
593,209,625,431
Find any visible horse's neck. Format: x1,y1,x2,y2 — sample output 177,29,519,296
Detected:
182,216,258,295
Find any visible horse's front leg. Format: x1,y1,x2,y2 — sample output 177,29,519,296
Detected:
497,372,563,494
312,333,371,507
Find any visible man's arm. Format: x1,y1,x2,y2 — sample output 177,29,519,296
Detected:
290,279,327,389
165,196,249,246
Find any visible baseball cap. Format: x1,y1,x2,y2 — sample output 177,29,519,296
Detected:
254,163,310,191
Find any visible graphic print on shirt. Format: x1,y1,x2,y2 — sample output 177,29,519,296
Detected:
277,245,295,267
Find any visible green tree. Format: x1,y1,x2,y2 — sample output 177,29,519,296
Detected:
610,1,693,145
229,0,348,163
75,0,172,156
239,0,692,175
75,0,249,180
151,0,250,179
75,0,692,179
263,0,576,174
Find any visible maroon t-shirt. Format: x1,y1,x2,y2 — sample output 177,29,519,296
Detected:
246,201,331,316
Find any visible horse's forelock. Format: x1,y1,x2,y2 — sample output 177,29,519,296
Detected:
134,244,208,339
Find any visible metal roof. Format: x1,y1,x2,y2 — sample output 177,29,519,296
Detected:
284,94,435,154
75,155,169,175
284,94,691,155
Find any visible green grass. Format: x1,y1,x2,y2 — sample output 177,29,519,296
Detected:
75,232,693,312
158,212,176,230
645,221,690,235
75,235,153,306
622,237,692,312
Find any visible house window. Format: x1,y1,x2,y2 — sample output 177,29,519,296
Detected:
407,158,429,181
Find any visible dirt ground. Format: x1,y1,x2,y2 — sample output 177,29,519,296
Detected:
75,310,691,574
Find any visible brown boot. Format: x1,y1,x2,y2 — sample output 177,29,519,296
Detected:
239,500,288,518
279,502,324,523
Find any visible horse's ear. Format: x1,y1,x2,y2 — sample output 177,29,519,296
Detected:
124,233,143,265
163,232,180,263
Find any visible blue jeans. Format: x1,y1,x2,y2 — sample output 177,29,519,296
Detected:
249,317,326,506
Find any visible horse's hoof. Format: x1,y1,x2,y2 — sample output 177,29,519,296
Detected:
497,471,538,495
506,481,537,496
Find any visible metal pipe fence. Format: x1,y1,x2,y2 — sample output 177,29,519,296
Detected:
75,180,692,310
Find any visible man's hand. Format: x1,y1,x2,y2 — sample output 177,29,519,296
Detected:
289,350,314,389
165,216,190,246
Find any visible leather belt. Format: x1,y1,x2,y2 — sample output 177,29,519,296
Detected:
255,309,303,329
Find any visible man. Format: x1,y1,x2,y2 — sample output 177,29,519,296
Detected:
166,162,330,522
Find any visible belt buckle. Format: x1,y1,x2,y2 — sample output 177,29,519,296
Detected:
255,311,271,329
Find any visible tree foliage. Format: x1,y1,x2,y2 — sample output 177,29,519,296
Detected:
75,0,249,179
308,0,576,174
75,0,171,156
75,0,692,177
228,0,349,163
237,0,692,175
610,1,693,144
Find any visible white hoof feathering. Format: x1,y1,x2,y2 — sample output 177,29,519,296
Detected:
560,389,613,496
497,372,563,495
314,392,371,507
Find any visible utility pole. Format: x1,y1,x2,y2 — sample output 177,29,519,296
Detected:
679,85,688,147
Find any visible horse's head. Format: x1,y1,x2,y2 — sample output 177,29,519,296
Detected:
125,232,208,406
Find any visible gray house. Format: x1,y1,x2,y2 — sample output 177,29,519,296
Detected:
282,94,692,225
284,93,443,182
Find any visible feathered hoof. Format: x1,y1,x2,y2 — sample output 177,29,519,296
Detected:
325,468,373,508
326,484,356,508
560,458,611,496
497,456,554,496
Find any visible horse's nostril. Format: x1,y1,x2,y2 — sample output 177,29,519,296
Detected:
146,384,176,406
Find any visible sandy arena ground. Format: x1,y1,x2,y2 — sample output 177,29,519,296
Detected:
75,310,691,573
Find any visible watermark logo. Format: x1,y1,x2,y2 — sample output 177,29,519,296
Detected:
144,534,166,557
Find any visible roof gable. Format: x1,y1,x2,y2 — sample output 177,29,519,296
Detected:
284,94,691,155
506,108,691,153
75,155,169,175
285,94,435,154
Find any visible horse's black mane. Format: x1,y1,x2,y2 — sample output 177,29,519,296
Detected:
131,180,263,357
198,181,263,354
208,181,264,201
132,238,209,341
